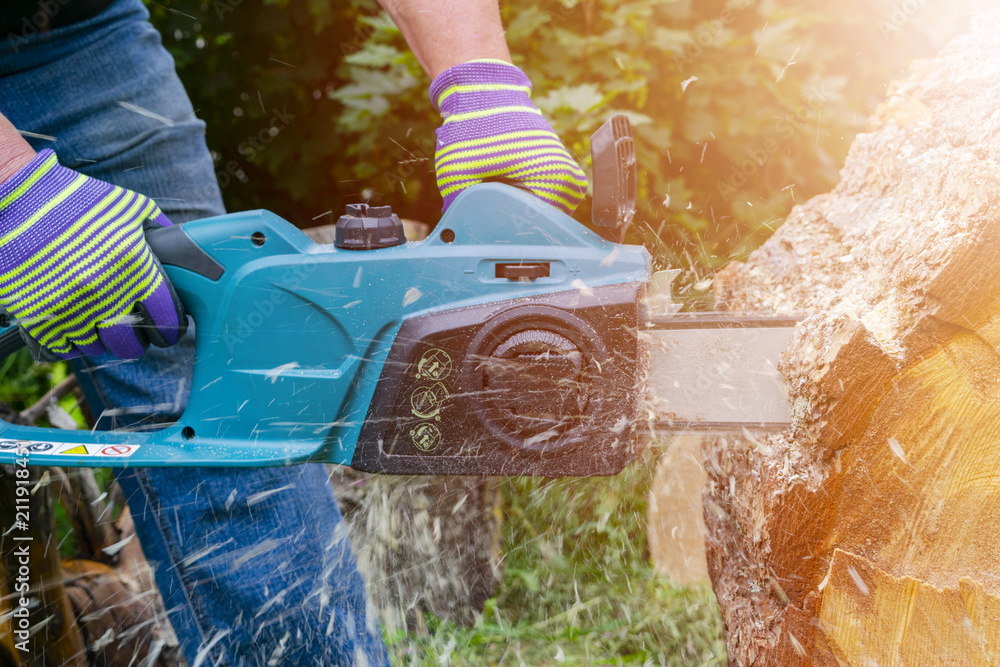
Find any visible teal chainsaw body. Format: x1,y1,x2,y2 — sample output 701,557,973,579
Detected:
0,179,650,476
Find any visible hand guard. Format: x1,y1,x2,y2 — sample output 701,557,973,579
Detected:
430,59,588,215
0,150,186,360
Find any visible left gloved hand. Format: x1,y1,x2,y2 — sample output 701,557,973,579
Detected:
0,149,186,361
430,59,588,215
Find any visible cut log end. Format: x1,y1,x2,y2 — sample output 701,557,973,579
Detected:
700,10,1000,665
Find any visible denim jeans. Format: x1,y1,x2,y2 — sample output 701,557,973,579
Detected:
0,1,389,664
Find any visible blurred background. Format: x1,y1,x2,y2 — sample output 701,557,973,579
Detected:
151,0,981,299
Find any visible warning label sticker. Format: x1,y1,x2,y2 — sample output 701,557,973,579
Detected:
0,439,55,454
99,445,136,457
0,439,140,457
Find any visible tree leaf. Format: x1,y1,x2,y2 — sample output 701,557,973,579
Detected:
536,84,606,116
344,43,405,68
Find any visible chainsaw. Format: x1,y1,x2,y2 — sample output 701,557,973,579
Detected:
0,116,797,476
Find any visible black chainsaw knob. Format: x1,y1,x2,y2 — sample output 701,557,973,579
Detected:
335,203,406,250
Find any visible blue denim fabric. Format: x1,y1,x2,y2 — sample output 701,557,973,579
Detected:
0,2,389,665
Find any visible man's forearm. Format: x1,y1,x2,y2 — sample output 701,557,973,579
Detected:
0,113,36,185
377,0,511,79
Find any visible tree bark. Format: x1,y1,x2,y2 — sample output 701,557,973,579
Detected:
702,12,1000,664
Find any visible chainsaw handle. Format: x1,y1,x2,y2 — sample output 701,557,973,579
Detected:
146,224,225,281
0,326,23,360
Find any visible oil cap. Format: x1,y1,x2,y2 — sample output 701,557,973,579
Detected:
335,203,406,250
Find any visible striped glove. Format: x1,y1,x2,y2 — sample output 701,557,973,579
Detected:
430,59,588,215
0,149,186,360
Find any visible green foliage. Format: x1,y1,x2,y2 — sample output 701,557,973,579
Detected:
385,446,725,665
0,352,90,557
149,0,973,303
0,349,56,413
0,352,84,428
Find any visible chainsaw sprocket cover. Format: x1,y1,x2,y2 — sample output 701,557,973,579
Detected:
351,284,642,477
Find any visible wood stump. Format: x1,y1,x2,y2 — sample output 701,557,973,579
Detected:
329,471,502,632
702,11,1000,664
647,436,710,586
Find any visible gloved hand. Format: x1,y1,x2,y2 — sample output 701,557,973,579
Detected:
430,59,588,215
0,149,186,360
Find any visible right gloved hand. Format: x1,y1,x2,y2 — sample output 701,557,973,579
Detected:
430,59,588,215
0,149,186,360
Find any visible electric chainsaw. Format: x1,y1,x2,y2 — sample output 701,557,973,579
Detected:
0,116,798,476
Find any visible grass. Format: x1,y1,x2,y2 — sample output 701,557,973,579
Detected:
386,447,726,666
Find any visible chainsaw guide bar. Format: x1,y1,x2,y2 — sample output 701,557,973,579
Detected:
642,313,801,433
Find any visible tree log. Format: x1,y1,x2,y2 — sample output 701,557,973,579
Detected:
702,12,1000,664
61,558,174,667
0,464,87,667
